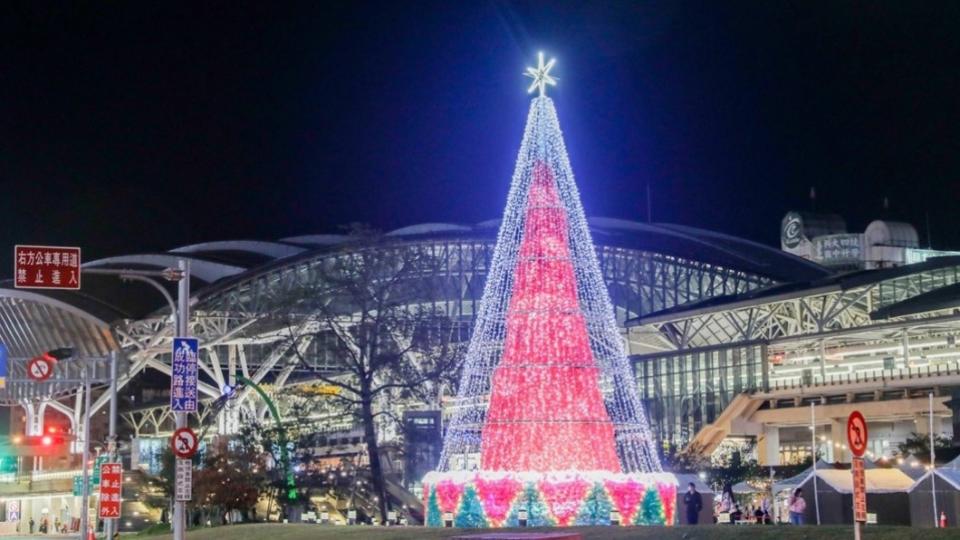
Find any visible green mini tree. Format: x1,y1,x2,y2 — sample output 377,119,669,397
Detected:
575,483,612,526
426,487,442,527
455,486,489,528
505,484,556,527
634,487,665,525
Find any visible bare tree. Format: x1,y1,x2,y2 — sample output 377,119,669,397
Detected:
283,234,464,522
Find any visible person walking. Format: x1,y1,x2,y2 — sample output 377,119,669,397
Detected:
788,488,806,525
683,482,703,525
28,517,34,534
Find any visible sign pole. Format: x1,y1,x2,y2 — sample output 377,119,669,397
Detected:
930,392,938,527
811,402,821,525
173,259,190,540
78,366,92,540
104,351,119,540
853,466,861,540
847,411,868,540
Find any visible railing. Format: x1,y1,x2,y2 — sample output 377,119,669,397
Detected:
768,360,960,391
29,469,81,482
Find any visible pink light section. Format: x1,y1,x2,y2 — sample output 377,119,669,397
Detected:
480,161,621,473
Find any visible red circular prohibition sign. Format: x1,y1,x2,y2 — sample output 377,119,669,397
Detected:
27,356,53,381
847,411,869,458
171,427,199,459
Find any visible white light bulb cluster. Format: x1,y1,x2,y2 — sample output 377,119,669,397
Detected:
436,96,662,474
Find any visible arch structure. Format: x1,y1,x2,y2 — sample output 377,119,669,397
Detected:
0,221,825,443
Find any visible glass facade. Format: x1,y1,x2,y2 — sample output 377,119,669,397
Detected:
633,342,768,448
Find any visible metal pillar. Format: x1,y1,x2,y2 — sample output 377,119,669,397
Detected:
78,367,92,540
173,260,190,540
810,402,821,525
931,392,938,527
104,351,119,540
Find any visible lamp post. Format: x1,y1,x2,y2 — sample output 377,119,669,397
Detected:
84,262,189,540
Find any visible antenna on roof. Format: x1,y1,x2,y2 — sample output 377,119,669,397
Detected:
809,186,816,211
925,212,933,249
883,196,890,212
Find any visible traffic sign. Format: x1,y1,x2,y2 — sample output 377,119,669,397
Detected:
14,245,81,290
27,356,54,382
7,501,19,522
170,338,199,412
92,455,108,486
73,474,83,496
175,459,192,502
852,457,867,523
97,462,122,519
847,411,869,458
171,427,199,459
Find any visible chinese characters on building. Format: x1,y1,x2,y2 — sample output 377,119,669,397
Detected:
14,245,81,290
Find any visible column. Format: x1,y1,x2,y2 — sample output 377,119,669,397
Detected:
830,417,848,463
757,425,780,466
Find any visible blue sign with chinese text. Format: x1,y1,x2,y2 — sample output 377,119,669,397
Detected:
171,337,199,412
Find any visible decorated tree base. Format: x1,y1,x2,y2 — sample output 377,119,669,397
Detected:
422,471,677,527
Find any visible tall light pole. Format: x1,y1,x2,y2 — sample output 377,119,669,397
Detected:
173,259,190,540
84,263,189,538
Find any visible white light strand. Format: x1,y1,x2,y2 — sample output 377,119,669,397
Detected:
437,96,662,474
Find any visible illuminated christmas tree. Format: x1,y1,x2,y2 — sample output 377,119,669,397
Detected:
423,54,675,528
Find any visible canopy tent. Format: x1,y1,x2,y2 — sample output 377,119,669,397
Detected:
732,480,766,494
772,460,834,495
908,454,960,527
789,468,914,525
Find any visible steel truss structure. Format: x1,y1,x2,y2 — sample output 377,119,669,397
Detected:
629,256,960,448
0,221,824,446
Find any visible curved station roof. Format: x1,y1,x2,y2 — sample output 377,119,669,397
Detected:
0,218,827,360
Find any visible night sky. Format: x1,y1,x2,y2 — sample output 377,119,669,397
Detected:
3,2,959,277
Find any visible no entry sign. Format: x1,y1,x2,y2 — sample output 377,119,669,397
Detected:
847,411,868,458
171,427,199,459
27,356,54,381
14,245,81,290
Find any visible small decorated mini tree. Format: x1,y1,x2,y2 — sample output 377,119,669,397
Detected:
575,484,613,526
455,486,489,528
635,487,666,526
426,486,442,527
505,484,556,527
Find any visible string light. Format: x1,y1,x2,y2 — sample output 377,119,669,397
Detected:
426,91,671,527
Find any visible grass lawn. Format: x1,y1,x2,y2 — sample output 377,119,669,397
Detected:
137,522,959,540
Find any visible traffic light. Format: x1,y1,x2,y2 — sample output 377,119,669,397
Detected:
38,348,74,363
10,433,72,457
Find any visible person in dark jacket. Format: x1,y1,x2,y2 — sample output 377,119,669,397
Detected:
683,482,703,524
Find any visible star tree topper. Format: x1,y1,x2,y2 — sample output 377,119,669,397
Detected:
525,52,557,96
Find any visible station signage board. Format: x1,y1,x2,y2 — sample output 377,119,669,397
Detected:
14,245,81,290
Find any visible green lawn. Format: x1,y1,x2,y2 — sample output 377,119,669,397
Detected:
136,522,960,540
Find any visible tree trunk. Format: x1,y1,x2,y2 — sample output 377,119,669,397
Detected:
361,388,389,524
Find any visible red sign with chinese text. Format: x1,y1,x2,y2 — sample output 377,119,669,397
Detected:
852,457,867,522
98,462,122,519
14,245,81,290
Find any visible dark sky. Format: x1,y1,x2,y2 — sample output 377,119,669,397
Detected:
3,2,959,276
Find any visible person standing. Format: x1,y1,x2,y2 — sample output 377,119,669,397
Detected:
683,482,703,525
788,488,806,525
